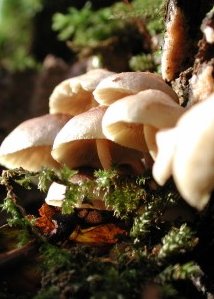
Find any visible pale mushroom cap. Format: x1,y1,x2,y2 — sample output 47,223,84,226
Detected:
53,106,106,145
143,125,159,160
51,106,107,169
45,182,67,207
52,105,145,174
93,71,179,105
152,128,177,186
75,68,115,92
172,93,214,210
49,68,114,115
102,89,184,152
49,79,92,115
0,114,71,171
45,173,107,210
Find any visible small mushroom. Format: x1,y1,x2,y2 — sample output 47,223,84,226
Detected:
51,106,107,170
102,89,184,160
0,114,71,171
93,71,179,105
51,106,145,174
49,68,114,115
45,182,67,207
45,172,106,210
152,127,177,186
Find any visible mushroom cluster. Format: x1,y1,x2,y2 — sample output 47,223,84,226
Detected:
0,69,113,172
0,69,184,209
0,70,182,174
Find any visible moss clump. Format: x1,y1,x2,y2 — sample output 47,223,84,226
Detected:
0,167,209,298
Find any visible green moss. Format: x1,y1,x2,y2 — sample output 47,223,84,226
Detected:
158,224,198,260
0,167,206,298
0,0,42,71
52,0,165,70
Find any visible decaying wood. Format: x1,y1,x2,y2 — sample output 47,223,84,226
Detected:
162,0,214,106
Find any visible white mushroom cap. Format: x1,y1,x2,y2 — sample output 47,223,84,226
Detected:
51,106,106,170
45,182,67,207
93,71,179,105
153,93,214,210
171,93,214,210
0,114,71,171
45,172,106,210
102,89,184,158
75,68,115,91
49,68,114,115
52,106,145,174
152,127,177,186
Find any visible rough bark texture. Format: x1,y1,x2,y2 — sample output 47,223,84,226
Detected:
162,0,214,106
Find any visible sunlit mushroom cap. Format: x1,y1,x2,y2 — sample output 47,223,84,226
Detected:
0,114,71,171
171,92,214,210
152,127,177,186
152,92,214,210
49,68,114,115
45,182,66,207
51,106,106,169
102,89,184,158
52,106,145,174
93,71,179,105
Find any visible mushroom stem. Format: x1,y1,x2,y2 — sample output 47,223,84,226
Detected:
96,139,112,169
143,125,158,160
141,152,154,170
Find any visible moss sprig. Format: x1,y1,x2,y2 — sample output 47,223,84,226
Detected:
0,169,31,226
94,169,147,218
157,224,198,260
61,184,83,214
0,194,33,246
39,242,72,271
0,168,54,244
156,261,202,284
130,191,178,243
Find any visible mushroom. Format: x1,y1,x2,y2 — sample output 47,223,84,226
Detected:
152,127,177,186
51,106,145,175
49,68,114,115
45,182,67,208
45,172,106,210
0,114,71,171
102,89,184,160
152,92,214,210
93,71,179,106
171,92,214,210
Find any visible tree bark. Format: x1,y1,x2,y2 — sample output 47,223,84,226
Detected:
161,0,214,106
